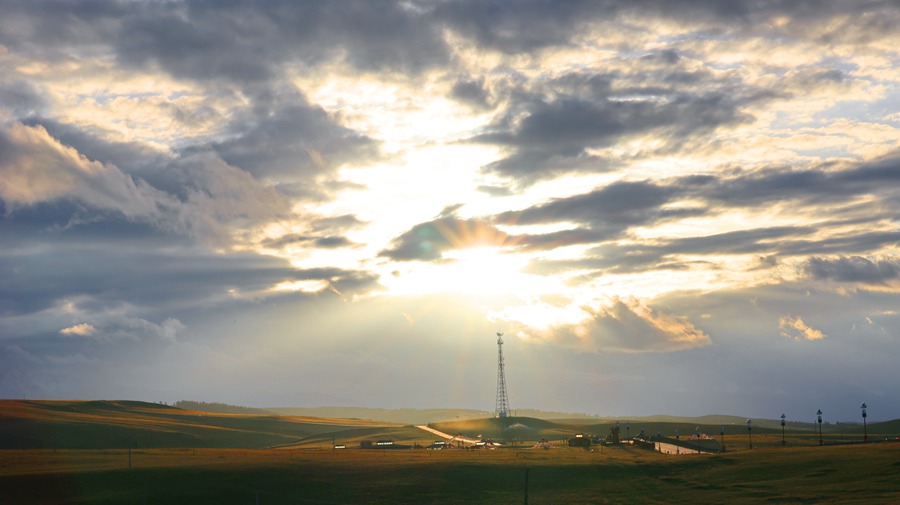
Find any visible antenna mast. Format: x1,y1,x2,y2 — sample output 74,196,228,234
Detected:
495,331,511,418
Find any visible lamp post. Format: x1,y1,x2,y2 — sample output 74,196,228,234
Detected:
695,427,701,454
675,428,680,454
720,425,725,453
780,413,786,446
817,409,823,446
626,422,630,442
861,403,868,444
746,419,752,449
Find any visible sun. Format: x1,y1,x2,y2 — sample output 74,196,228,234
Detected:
381,246,548,301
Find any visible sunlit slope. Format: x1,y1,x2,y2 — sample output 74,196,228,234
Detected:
430,416,580,441
278,425,435,449
429,415,899,446
0,400,400,449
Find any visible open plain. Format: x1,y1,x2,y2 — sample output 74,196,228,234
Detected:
2,400,899,504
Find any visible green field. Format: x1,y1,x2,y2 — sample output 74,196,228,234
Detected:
2,400,899,504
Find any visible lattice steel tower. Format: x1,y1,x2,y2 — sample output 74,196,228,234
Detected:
495,331,511,418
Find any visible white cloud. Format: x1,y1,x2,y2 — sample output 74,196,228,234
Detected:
59,323,97,338
58,313,184,343
779,315,826,341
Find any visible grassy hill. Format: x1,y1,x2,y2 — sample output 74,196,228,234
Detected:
0,400,400,450
266,406,493,424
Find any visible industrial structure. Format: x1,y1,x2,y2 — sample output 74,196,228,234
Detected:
495,331,511,418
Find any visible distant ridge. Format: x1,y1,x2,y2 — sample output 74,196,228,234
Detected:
174,400,270,415
264,407,608,424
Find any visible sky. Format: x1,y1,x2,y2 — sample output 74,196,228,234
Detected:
2,0,900,423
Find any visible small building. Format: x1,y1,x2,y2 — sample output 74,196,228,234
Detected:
568,434,591,448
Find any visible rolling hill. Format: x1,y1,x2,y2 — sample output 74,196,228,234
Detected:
3,400,897,451
0,399,400,450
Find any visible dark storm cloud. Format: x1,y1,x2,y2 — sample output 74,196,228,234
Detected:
517,228,610,251
490,179,718,252
0,80,46,118
450,77,492,110
206,94,378,182
692,151,900,207
804,256,900,285
310,214,366,233
0,0,124,60
496,180,683,234
524,226,815,275
432,0,900,53
601,226,815,273
380,216,511,261
0,234,378,319
262,233,355,250
471,82,755,182
113,0,448,82
3,0,898,78
495,150,900,275
774,231,900,258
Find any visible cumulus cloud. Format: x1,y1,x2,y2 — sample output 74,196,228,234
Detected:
0,120,298,244
169,153,293,241
59,323,97,338
208,94,378,182
67,317,185,343
779,315,826,341
517,298,711,353
0,121,175,219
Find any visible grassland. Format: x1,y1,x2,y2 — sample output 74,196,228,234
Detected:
3,444,900,504
2,400,900,504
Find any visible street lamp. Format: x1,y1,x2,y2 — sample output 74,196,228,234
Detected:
817,409,823,446
675,427,680,454
746,419,752,449
720,425,725,453
780,413,786,446
626,422,630,442
861,403,868,444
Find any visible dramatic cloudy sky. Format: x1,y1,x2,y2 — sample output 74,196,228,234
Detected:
2,0,900,422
